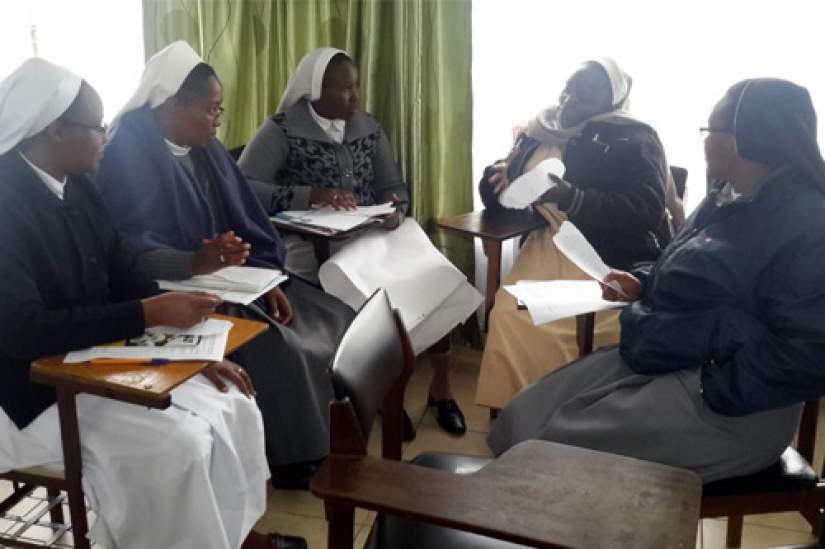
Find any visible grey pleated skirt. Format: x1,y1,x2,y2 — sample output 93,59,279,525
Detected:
226,275,354,467
487,346,803,483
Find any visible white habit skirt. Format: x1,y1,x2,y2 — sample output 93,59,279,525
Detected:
0,375,269,549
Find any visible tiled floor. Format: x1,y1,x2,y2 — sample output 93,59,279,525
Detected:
2,345,821,548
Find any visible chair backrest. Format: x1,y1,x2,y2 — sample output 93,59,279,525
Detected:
330,289,410,453
670,165,688,200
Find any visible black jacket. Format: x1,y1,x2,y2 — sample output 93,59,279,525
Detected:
0,152,155,428
621,164,825,416
480,120,670,270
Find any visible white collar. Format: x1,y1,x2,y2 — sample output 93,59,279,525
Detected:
19,152,67,200
164,138,191,157
308,102,346,143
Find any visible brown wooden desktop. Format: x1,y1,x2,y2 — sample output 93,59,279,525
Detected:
437,209,545,325
0,313,267,549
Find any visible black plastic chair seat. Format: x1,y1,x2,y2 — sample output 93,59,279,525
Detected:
703,447,818,497
365,452,530,549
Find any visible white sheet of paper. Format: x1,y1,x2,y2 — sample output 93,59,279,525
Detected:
318,218,476,332
552,221,624,295
158,266,287,305
275,202,395,232
64,319,232,363
504,280,624,325
499,158,564,209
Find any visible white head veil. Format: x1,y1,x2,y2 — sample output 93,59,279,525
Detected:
110,40,203,131
0,58,83,155
594,56,632,110
276,47,349,114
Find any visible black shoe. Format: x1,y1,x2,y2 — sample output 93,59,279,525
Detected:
269,461,319,490
427,395,467,436
402,409,417,442
269,533,308,549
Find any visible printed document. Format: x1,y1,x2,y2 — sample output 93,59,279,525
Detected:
64,318,232,363
504,280,624,325
552,221,624,296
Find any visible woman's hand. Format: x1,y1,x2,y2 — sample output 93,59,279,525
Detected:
192,231,251,275
202,359,256,398
380,211,402,230
265,286,294,325
310,188,357,210
487,162,510,195
142,291,222,328
601,270,642,302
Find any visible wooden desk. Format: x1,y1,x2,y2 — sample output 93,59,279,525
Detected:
437,209,545,325
20,314,267,549
313,439,702,548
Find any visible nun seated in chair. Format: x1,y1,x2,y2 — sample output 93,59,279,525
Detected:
95,41,354,490
239,48,482,436
489,78,825,483
0,58,303,549
476,57,681,412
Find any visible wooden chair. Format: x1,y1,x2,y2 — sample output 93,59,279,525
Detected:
0,314,267,548
575,311,825,547
311,290,702,548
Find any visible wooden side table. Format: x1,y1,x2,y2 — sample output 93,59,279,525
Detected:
437,209,545,325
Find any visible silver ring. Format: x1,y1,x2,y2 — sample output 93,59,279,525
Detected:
219,253,226,264
236,368,243,375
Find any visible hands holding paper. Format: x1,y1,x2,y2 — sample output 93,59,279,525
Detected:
193,231,251,275
601,270,642,302
142,291,223,328
538,173,573,205
380,193,404,230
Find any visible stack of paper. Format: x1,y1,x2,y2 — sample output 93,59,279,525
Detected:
64,318,232,363
499,158,565,209
504,280,625,326
552,221,625,296
158,265,287,305
273,202,396,233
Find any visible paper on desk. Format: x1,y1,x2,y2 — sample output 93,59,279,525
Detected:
552,221,624,295
158,266,287,305
276,203,395,232
64,319,232,363
504,280,624,325
499,158,565,209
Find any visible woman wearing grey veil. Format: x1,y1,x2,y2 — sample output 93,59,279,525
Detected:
489,78,825,483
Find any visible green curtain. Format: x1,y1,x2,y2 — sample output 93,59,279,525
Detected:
142,0,473,277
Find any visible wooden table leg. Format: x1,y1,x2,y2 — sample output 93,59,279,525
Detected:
481,239,502,328
326,504,354,549
56,387,90,549
576,312,595,357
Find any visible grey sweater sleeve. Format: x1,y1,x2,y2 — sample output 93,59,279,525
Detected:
136,248,195,281
371,127,409,216
238,118,311,214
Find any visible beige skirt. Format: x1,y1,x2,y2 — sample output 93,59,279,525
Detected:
475,204,621,409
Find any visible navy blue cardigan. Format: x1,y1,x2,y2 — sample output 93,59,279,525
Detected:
0,152,154,428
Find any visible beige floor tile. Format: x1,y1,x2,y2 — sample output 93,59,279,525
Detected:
701,518,816,548
354,522,372,549
254,511,329,548
743,511,813,533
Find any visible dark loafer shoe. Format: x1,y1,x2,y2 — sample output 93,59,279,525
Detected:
269,533,308,549
428,395,467,436
402,409,417,442
269,461,319,491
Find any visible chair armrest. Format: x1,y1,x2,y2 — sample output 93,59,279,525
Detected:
311,440,701,548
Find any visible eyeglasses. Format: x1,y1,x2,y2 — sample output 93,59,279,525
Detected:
699,126,733,137
62,120,108,135
207,105,225,119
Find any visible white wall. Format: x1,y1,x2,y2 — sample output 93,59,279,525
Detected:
0,0,145,123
